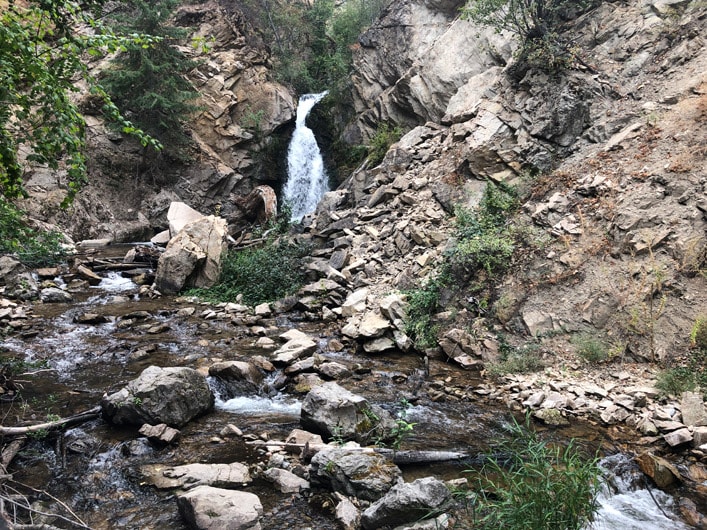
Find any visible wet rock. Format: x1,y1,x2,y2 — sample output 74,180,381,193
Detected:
262,468,309,493
101,365,214,428
74,312,108,325
209,361,264,389
154,215,228,294
139,423,180,445
76,264,102,286
143,462,251,490
317,361,352,380
177,486,262,530
40,287,73,303
636,453,682,488
300,382,395,442
272,336,318,365
360,477,451,530
310,446,402,501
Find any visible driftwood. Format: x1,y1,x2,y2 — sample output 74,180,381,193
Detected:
0,407,101,437
245,440,471,464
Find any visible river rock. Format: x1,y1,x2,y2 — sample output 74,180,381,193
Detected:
154,215,228,294
177,486,263,530
300,382,395,442
663,427,693,447
335,494,361,530
101,365,214,427
262,467,310,493
310,446,402,501
360,477,452,530
272,336,318,364
636,453,681,488
209,361,264,389
40,287,73,303
139,423,180,445
142,462,251,489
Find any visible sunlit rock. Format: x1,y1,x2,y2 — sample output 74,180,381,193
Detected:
177,486,262,530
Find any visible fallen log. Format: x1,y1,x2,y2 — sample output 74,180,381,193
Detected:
245,440,472,464
0,406,101,437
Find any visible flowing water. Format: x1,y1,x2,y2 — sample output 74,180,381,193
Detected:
282,91,329,221
0,270,697,529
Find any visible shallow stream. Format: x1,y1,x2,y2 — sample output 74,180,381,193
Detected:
0,271,695,529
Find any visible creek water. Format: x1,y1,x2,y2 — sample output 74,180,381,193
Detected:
282,91,330,221
0,272,694,529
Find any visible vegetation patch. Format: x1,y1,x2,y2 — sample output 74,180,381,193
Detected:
462,417,601,530
486,339,545,378
656,315,707,398
571,333,609,363
0,199,67,266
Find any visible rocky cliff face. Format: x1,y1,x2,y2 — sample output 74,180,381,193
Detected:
311,0,706,365
20,0,295,242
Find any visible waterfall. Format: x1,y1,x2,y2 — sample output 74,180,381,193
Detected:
283,91,329,221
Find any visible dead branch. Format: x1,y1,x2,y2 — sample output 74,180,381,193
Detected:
0,407,101,437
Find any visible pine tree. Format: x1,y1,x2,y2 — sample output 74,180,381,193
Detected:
101,0,199,163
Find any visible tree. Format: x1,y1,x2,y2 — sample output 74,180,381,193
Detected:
462,0,598,72
0,0,161,205
100,0,200,163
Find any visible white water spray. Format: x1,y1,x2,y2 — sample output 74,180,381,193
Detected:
283,91,329,221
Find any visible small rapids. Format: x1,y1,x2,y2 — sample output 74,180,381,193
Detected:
590,454,691,530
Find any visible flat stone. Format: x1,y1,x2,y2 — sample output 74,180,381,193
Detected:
664,428,693,447
681,391,707,427
263,468,310,493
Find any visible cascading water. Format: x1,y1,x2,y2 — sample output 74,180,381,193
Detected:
283,91,329,221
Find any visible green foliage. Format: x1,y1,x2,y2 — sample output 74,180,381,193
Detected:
486,340,544,378
468,417,600,530
243,0,385,96
656,324,707,398
189,237,310,306
367,123,404,167
449,183,518,278
0,0,161,204
389,399,416,450
0,198,67,266
571,333,609,363
404,275,445,349
462,0,598,73
101,0,200,162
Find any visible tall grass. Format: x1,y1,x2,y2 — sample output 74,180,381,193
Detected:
466,418,601,530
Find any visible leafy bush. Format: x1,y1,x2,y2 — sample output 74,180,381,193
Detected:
0,199,67,267
189,237,310,306
468,417,600,530
656,324,707,398
655,367,696,397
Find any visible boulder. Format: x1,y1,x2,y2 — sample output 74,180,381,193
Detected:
40,287,73,303
341,288,369,317
361,477,452,530
142,462,251,489
167,201,205,236
335,494,361,530
680,391,707,427
272,336,318,365
101,366,214,427
154,215,228,294
300,382,395,442
177,486,262,530
1,257,39,300
209,361,264,389
310,446,402,501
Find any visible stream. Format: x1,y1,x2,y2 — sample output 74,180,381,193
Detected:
0,267,695,529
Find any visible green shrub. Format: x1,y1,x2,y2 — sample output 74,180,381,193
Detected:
468,417,601,530
189,238,310,306
486,343,544,378
367,123,404,167
655,367,696,397
690,315,707,351
404,276,444,349
0,199,67,267
571,333,609,363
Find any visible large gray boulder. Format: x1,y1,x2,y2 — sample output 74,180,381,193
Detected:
177,486,263,530
154,214,228,294
310,447,402,501
300,382,395,443
101,366,214,428
141,462,251,490
361,477,452,530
